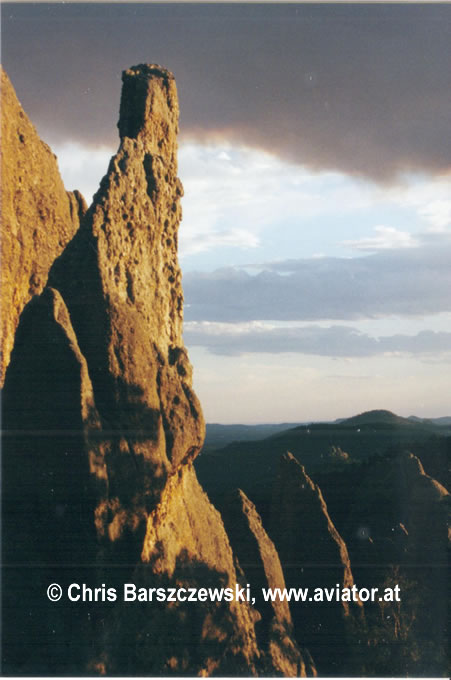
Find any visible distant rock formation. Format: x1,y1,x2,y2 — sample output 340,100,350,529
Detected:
341,450,450,676
1,65,307,676
389,452,449,669
327,445,349,461
396,451,449,552
269,452,363,675
345,450,449,567
0,67,85,385
220,488,313,677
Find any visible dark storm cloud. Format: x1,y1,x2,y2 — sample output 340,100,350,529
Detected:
183,322,451,359
2,3,451,180
183,235,451,322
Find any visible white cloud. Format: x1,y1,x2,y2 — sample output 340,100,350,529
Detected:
387,174,451,232
184,234,451,322
180,228,259,257
343,226,419,252
52,139,450,269
184,320,451,359
53,141,115,203
177,142,389,261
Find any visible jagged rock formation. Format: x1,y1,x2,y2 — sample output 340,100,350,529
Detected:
344,450,449,569
2,65,308,676
395,451,449,556
46,64,206,544
340,450,450,676
0,67,86,385
220,489,312,677
269,452,363,675
327,445,349,462
270,453,359,609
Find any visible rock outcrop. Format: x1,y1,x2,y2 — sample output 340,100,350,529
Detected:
46,64,206,544
2,65,307,676
396,451,449,555
341,450,450,676
0,67,85,385
269,452,363,675
220,489,311,677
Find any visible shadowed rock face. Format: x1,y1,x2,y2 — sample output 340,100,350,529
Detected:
2,288,108,673
396,451,449,556
220,488,309,677
269,452,363,675
2,65,307,676
270,453,357,599
0,67,85,385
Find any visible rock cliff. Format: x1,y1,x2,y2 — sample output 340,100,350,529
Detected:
0,67,85,385
1,65,307,676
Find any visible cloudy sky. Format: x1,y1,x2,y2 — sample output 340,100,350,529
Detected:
2,2,451,423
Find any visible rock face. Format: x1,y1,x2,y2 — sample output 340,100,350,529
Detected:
106,470,261,676
269,452,363,675
2,287,107,673
2,65,305,675
46,64,206,543
0,67,85,385
220,489,310,677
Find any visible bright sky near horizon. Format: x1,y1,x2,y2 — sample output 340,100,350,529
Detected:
2,2,451,423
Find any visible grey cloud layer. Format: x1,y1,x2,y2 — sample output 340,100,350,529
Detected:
183,239,451,323
2,3,450,180
184,323,451,359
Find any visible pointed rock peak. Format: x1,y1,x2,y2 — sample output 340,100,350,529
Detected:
397,451,449,500
234,488,254,509
270,449,363,673
118,63,178,155
271,451,358,596
219,488,306,675
278,452,315,491
280,451,302,470
397,450,426,476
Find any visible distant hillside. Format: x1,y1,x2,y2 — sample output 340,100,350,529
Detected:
196,410,450,498
409,415,451,427
340,409,418,428
203,410,449,451
203,422,303,451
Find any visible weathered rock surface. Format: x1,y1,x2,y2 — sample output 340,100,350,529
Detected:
106,469,262,676
2,65,305,675
269,452,363,675
47,65,205,531
0,67,85,385
220,488,309,677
